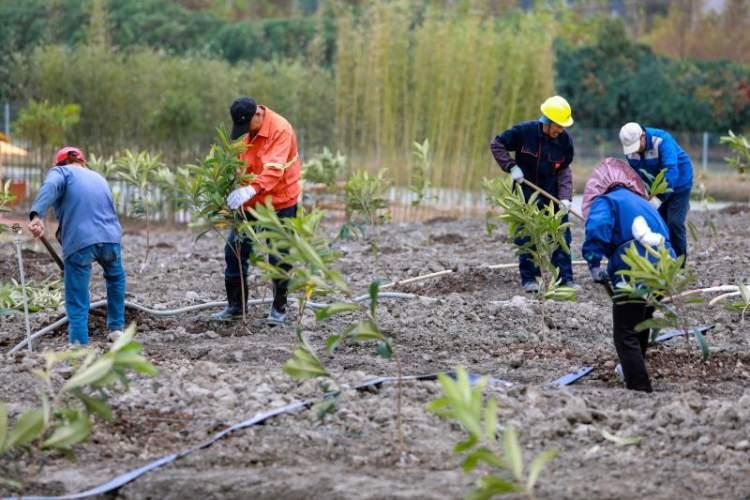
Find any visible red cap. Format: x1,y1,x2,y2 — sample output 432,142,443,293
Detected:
55,146,86,165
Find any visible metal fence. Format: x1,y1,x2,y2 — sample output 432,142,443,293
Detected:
0,127,740,224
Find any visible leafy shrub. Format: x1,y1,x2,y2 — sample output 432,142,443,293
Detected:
303,148,347,187
427,367,557,499
0,324,157,492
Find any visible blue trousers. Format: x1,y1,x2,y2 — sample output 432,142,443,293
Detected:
64,243,126,345
514,214,574,285
658,189,690,261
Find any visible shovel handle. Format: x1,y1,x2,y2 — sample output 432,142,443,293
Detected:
40,235,64,272
520,178,585,221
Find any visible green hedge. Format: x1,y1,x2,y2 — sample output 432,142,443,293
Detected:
555,19,750,133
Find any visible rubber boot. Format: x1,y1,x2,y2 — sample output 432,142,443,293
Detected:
211,277,247,321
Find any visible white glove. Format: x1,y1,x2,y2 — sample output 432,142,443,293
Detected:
632,215,664,247
648,197,661,209
227,186,256,210
560,199,572,213
510,166,524,182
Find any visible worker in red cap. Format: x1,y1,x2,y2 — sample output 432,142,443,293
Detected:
27,146,125,346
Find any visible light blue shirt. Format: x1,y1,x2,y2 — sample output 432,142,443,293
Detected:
30,165,121,259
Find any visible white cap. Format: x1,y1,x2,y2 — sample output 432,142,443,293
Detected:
619,122,643,155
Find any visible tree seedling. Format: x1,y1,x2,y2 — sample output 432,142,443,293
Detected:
0,180,15,234
484,177,576,335
303,147,347,188
641,167,672,200
113,150,165,271
409,139,431,207
720,130,750,176
241,203,405,451
616,242,708,360
427,367,557,500
182,127,254,319
0,324,157,493
341,169,390,238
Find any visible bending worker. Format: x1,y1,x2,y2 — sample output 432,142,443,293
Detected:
212,97,301,325
582,157,675,393
27,147,125,346
490,95,576,292
619,122,693,260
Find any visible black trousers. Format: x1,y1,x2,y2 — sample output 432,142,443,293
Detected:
224,204,297,312
612,299,654,392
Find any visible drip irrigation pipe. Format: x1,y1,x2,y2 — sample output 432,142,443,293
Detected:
10,370,510,500
708,291,741,306
7,293,418,355
5,320,716,499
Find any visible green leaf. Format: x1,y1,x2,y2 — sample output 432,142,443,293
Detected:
348,319,386,343
693,330,710,361
469,475,523,500
63,357,115,391
376,339,393,359
110,323,137,352
312,396,339,421
6,409,45,449
76,393,113,422
325,335,342,352
42,412,92,449
453,434,478,454
502,425,523,481
635,318,674,332
600,428,642,447
527,449,558,491
0,402,7,452
114,351,159,376
315,302,361,321
282,347,330,379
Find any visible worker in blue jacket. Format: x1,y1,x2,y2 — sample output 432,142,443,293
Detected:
27,146,125,346
582,157,675,393
491,96,576,292
619,122,693,261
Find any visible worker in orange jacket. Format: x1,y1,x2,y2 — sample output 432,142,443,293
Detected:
212,97,301,325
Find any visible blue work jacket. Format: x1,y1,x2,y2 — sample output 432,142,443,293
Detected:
626,127,693,197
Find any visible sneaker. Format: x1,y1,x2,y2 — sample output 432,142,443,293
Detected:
614,364,624,382
107,330,124,342
522,281,539,293
266,307,287,327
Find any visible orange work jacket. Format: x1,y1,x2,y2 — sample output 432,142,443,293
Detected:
239,106,301,210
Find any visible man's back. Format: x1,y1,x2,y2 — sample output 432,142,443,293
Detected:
31,166,121,258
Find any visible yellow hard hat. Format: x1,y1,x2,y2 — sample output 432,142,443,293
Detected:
540,96,574,128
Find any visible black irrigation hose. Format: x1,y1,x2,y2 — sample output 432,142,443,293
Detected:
10,370,510,500
8,324,714,500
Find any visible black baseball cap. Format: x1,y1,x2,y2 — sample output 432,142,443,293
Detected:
229,97,257,140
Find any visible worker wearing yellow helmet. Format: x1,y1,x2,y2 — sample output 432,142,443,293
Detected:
490,95,576,293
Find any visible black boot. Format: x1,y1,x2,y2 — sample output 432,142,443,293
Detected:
211,277,247,321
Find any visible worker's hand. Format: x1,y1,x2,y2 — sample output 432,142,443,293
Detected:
510,165,524,183
28,217,45,239
560,199,572,214
227,186,257,210
648,196,661,209
589,266,608,284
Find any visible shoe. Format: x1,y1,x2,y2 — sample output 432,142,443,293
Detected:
107,330,124,342
561,281,580,290
210,277,248,321
266,307,287,327
614,364,624,382
522,281,539,293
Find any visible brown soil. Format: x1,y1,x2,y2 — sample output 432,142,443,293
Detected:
1,210,749,499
